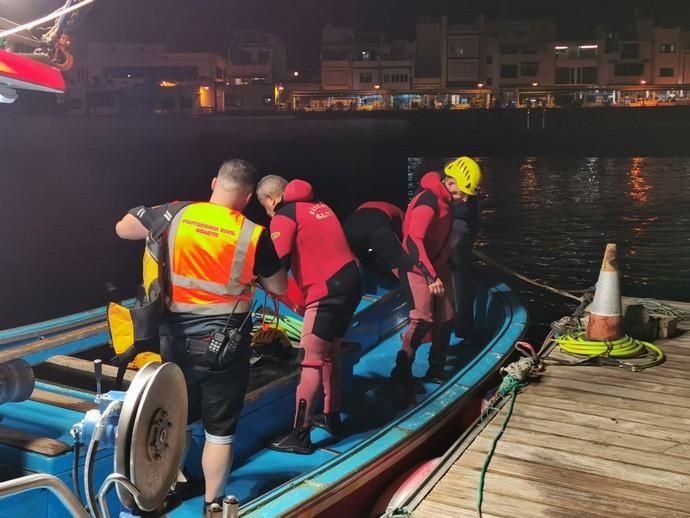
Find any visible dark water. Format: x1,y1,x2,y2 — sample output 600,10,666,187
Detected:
1,115,689,331
411,156,690,328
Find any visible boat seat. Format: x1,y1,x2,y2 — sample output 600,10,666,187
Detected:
45,355,137,383
29,388,97,413
0,424,71,457
245,342,362,404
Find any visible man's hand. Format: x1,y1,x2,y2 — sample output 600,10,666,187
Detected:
428,278,444,296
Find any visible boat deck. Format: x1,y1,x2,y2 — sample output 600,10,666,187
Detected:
414,300,690,518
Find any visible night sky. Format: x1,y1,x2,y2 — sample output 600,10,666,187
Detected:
3,0,690,71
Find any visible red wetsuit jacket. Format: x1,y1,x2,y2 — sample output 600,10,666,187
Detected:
270,179,359,306
402,172,453,282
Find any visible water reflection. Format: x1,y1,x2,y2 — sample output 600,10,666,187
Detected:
628,157,650,206
520,157,539,207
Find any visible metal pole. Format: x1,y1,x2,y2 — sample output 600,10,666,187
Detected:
222,495,240,518
96,473,142,518
0,474,89,518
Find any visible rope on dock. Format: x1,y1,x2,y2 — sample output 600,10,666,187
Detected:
629,298,689,320
476,346,541,518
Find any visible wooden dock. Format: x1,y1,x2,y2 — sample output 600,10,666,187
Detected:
413,300,690,518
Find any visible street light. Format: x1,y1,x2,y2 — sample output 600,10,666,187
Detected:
477,83,484,88
640,79,647,85
293,71,299,78
531,82,539,87
373,84,381,90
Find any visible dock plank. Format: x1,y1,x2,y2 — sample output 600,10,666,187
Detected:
550,364,690,389
442,466,690,518
477,424,690,475
416,479,604,518
519,392,690,432
512,402,690,443
486,413,679,453
542,366,690,396
457,451,690,514
533,376,690,409
466,435,690,491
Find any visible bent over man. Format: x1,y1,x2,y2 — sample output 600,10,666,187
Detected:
115,159,286,515
343,201,411,282
257,175,362,454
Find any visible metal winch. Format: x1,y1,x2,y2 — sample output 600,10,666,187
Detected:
70,360,188,517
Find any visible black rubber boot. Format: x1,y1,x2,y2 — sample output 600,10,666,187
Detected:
312,412,342,435
391,351,426,394
267,399,314,454
424,365,450,384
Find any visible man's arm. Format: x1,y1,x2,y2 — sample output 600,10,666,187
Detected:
115,205,170,240
115,213,148,240
253,229,288,296
259,269,287,296
270,212,298,270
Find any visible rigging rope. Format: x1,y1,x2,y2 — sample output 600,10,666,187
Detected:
0,0,97,40
472,249,588,302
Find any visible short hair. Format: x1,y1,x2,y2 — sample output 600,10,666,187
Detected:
256,174,288,202
216,159,257,192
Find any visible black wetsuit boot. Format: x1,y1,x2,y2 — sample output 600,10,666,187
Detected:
312,412,342,435
268,399,314,454
391,351,426,394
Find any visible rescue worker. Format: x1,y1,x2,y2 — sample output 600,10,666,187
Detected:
343,201,411,282
256,175,362,454
392,169,460,387
115,159,287,515
444,157,483,341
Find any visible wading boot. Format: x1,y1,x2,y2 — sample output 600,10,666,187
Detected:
312,412,342,435
267,399,314,454
424,365,450,384
390,351,426,394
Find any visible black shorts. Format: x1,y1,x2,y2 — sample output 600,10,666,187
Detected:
309,262,363,341
160,332,250,438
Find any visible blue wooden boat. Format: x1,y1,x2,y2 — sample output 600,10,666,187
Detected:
0,279,526,517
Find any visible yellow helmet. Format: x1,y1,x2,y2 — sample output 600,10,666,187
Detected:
444,156,482,196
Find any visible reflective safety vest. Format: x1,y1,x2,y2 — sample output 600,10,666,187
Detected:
167,202,264,315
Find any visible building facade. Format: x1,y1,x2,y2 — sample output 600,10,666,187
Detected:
298,16,690,111
65,43,228,115
225,30,288,110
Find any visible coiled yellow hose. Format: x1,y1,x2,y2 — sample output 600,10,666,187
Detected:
553,332,665,370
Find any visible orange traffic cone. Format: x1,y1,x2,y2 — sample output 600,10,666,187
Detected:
586,243,623,341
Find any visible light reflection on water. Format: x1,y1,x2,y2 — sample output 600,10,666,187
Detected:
409,157,690,326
